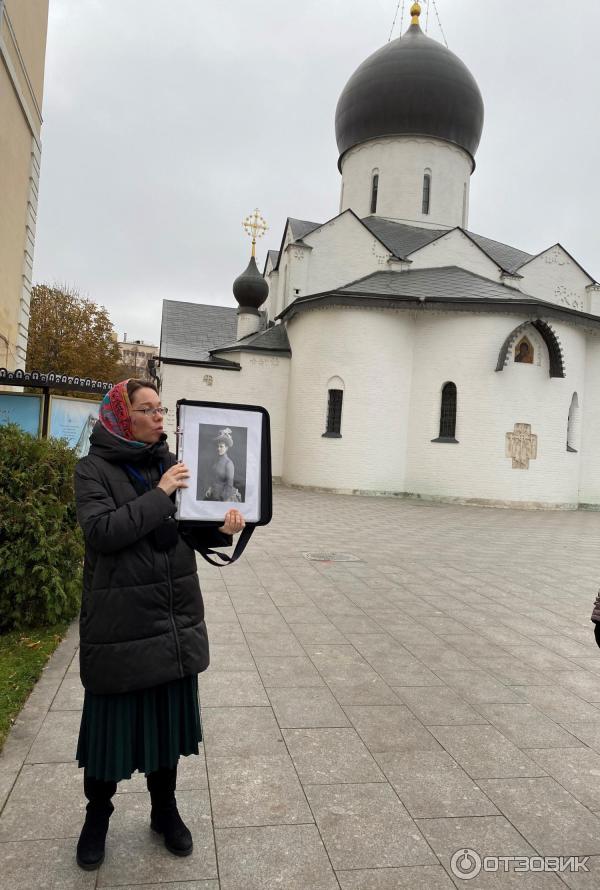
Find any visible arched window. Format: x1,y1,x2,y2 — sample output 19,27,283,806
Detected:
434,382,457,441
323,376,344,437
370,171,379,214
567,392,580,452
422,170,432,215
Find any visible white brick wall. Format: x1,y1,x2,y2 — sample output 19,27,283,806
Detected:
158,352,290,478
519,246,592,313
285,242,311,301
281,305,593,507
268,212,395,320
237,311,260,340
588,285,600,316
404,312,586,507
270,229,294,319
300,212,391,300
340,136,473,230
409,228,503,280
264,269,279,320
283,307,415,491
579,336,600,504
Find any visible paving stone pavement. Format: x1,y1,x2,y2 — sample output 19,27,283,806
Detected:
4,487,600,888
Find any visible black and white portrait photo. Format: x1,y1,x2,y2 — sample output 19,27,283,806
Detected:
175,400,271,525
197,424,247,503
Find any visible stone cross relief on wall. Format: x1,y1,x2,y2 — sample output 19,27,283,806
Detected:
506,423,538,469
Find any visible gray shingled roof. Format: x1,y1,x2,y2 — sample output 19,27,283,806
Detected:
465,231,533,274
361,216,446,259
288,218,321,240
160,300,238,362
285,212,535,276
360,215,534,274
338,266,540,303
263,249,280,276
211,324,291,355
280,263,600,328
279,267,550,323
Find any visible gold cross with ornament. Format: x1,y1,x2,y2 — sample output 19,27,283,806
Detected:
242,208,269,257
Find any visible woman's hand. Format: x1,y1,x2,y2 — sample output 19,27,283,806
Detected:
219,509,245,536
158,462,190,496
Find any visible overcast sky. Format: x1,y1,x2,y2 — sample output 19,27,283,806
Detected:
33,0,600,346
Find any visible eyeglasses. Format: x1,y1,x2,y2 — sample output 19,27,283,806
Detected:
132,406,169,417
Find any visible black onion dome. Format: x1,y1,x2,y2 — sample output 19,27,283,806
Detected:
335,23,484,170
233,255,269,311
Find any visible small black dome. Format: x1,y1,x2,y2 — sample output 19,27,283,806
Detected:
233,255,269,311
335,24,484,170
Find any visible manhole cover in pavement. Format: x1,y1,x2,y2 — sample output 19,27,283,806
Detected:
303,552,361,562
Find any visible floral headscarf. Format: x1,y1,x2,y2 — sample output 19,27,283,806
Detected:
99,379,140,443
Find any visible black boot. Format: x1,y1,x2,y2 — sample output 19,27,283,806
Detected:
76,774,117,870
147,765,193,857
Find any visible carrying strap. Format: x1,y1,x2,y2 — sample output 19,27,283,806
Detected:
198,523,255,567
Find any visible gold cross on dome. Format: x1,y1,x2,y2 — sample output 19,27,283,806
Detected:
242,209,269,257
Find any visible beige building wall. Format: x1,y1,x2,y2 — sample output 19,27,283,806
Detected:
0,0,49,371
118,339,159,378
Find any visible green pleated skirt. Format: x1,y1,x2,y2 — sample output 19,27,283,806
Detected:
76,674,202,783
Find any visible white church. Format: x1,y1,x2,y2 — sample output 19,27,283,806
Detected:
158,2,600,510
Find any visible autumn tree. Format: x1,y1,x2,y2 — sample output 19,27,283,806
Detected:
26,284,122,382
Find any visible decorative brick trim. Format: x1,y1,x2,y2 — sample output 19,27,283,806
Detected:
495,319,566,378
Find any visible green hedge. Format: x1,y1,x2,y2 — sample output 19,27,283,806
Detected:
0,424,83,631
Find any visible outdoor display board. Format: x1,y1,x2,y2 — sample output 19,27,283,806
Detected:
0,393,42,436
49,396,101,457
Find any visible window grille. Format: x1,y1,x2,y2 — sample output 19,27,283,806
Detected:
326,389,343,435
370,174,379,214
422,172,431,215
439,382,457,438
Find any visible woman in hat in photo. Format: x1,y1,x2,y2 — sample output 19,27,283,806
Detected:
204,427,241,502
73,378,244,870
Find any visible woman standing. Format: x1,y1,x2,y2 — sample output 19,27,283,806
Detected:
74,379,244,870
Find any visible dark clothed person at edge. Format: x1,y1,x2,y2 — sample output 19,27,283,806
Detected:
73,378,244,870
